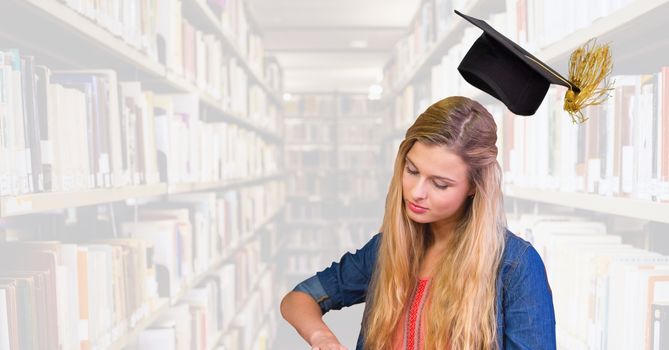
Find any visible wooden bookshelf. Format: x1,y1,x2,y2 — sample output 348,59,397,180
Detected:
167,171,287,195
0,184,168,217
182,0,282,104
205,110,284,144
107,206,282,350
0,172,286,217
1,0,165,76
107,298,171,350
504,185,669,224
215,289,276,349
0,0,283,144
0,0,285,349
381,0,504,101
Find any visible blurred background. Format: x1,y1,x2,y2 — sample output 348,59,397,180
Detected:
0,0,668,349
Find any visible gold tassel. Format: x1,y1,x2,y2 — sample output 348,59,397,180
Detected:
563,39,614,124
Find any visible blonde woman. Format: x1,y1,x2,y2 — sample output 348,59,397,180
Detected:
280,97,555,350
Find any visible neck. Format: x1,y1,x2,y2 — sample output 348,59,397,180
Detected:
429,221,455,250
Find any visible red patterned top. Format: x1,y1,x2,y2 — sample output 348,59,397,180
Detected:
393,278,431,350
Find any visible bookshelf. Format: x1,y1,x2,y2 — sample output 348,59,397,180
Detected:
107,299,170,350
0,0,166,76
180,0,281,104
0,184,166,217
504,185,669,224
69,200,283,350
378,1,669,349
0,0,286,349
115,194,286,350
0,172,287,217
279,92,385,288
0,0,282,142
381,0,505,102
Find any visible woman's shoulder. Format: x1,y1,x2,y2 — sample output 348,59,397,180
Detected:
502,228,533,262
500,228,549,286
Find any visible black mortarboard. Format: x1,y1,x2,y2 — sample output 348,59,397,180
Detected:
454,10,613,122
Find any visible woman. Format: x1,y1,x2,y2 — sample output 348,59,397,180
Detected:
280,96,556,350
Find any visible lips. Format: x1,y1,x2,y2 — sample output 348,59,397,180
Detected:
407,201,428,214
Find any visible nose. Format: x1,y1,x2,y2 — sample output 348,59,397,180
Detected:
411,178,428,201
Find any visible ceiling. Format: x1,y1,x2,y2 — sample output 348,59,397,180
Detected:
247,0,420,93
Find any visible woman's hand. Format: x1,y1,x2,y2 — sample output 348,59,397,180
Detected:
309,330,348,350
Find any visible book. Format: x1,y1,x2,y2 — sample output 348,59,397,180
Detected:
651,302,669,350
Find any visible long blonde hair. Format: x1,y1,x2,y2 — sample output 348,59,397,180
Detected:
364,96,507,350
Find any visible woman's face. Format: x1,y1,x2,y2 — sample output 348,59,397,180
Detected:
401,141,474,226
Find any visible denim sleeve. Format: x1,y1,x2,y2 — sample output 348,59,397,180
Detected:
503,244,557,350
292,233,381,315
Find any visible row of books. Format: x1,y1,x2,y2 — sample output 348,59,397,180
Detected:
337,149,381,170
284,223,379,253
389,16,482,131
131,284,221,350
281,226,379,276
337,120,383,145
499,70,669,202
338,95,380,117
206,0,265,79
264,57,283,94
58,0,163,64
336,172,383,204
284,120,336,144
0,180,284,349
286,172,337,198
284,149,336,171
391,80,430,133
0,238,159,350
0,55,280,195
249,85,279,131
283,94,380,118
154,94,279,185
118,180,283,306
285,122,384,146
283,227,341,253
228,255,274,350
285,200,337,223
384,0,468,94
128,238,275,350
339,221,382,253
159,239,277,350
56,0,279,96
508,214,669,350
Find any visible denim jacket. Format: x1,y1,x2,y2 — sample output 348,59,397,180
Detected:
292,229,556,350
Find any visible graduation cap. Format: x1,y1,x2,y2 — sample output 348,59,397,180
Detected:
454,10,613,123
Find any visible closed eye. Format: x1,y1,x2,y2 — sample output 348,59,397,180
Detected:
405,166,449,190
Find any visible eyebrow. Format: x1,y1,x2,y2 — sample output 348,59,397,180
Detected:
405,156,457,183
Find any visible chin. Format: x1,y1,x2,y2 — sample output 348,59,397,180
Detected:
407,211,433,224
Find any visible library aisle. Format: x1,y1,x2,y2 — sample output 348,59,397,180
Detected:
0,0,668,349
